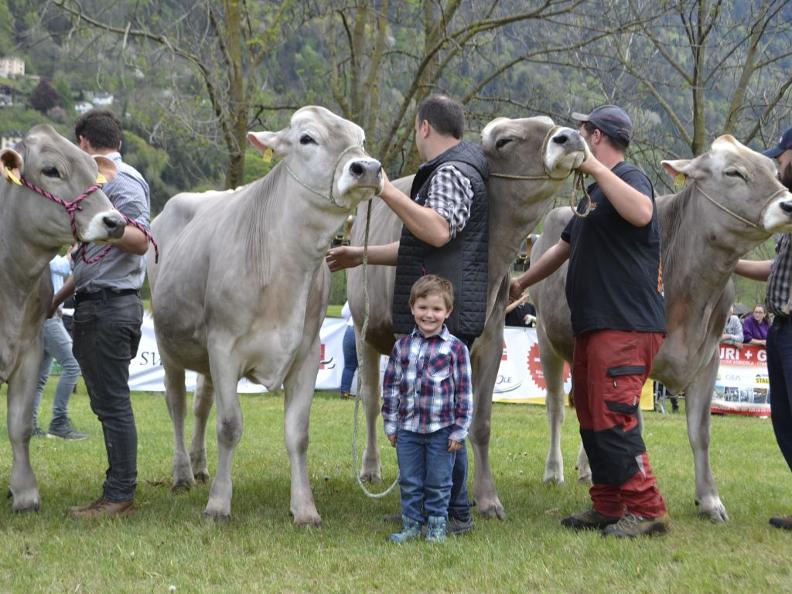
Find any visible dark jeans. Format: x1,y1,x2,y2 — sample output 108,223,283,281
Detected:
396,427,455,522
72,293,143,501
340,325,357,393
767,320,792,471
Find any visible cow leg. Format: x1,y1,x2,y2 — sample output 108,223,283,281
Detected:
283,338,321,527
540,342,566,484
358,338,382,482
685,352,728,522
470,330,506,520
204,351,242,521
190,374,214,484
6,347,42,512
163,360,193,492
575,443,592,483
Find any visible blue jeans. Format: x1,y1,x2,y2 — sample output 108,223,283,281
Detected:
340,325,357,393
72,293,143,501
33,316,81,429
396,427,455,522
767,320,792,471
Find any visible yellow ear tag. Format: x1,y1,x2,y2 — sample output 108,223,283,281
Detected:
674,172,686,190
5,167,22,185
96,173,107,185
262,148,273,163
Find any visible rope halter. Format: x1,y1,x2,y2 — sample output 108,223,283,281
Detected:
488,125,593,218
14,174,159,263
694,184,789,231
283,144,370,209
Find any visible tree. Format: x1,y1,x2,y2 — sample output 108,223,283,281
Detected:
29,78,60,113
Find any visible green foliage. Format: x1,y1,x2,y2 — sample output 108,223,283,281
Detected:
0,0,13,54
329,270,347,306
122,130,171,214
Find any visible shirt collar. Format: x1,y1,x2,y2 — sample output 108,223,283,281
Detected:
410,325,452,341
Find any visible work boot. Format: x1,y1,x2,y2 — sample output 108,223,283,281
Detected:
426,516,448,543
447,516,474,536
68,497,135,519
602,513,670,538
769,515,792,530
48,418,88,441
561,508,621,531
388,515,422,543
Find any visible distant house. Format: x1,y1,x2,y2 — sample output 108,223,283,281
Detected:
74,101,94,114
1,131,23,150
0,57,25,78
84,91,114,106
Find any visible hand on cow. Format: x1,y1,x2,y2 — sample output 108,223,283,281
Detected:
508,278,524,304
326,246,363,271
448,439,463,453
377,169,390,197
387,433,397,447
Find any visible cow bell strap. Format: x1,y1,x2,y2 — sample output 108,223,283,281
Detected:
283,144,367,209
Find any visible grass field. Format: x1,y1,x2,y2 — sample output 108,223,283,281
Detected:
1,383,791,593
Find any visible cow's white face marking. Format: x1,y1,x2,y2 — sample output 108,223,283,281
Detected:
82,210,126,242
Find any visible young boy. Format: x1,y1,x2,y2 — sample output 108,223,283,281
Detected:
382,275,473,543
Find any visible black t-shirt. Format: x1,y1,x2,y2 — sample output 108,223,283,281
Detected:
560,161,665,336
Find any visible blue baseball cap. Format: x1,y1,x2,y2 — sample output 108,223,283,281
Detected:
571,104,633,143
763,127,792,159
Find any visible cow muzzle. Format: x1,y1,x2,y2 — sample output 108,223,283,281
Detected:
546,128,587,173
82,210,127,242
338,157,383,198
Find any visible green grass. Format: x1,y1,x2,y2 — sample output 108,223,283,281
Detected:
1,383,791,593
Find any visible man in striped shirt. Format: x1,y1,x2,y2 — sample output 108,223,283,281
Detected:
736,126,792,531
382,275,472,543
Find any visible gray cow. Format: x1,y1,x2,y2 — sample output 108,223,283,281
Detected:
147,106,382,524
532,135,792,521
347,116,587,519
0,125,125,512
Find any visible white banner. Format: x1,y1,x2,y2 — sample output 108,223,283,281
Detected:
713,343,770,406
129,315,572,403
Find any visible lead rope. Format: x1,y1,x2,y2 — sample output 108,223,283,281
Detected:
352,199,400,498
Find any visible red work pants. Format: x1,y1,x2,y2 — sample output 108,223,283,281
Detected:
572,329,667,518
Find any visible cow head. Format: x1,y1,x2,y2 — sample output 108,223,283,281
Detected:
247,106,382,210
662,135,792,237
482,116,587,186
1,124,126,246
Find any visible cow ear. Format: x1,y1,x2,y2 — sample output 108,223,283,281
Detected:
93,155,118,185
248,130,288,159
0,148,23,185
661,158,698,185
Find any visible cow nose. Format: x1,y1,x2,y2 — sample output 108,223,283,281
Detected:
103,212,126,238
552,133,569,145
781,200,792,214
349,160,382,178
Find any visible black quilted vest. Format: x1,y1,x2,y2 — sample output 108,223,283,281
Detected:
392,141,489,339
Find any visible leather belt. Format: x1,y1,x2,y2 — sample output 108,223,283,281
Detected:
75,288,139,303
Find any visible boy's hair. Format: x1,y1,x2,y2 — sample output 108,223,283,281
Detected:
74,109,123,151
409,274,454,310
416,95,465,139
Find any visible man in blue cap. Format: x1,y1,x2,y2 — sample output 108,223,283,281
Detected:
736,125,792,531
510,104,669,538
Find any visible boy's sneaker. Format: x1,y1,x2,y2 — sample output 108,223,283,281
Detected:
426,516,448,543
561,509,621,531
48,420,88,441
389,515,422,543
602,513,670,538
769,516,792,530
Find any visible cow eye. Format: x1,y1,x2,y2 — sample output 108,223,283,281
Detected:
299,134,317,146
496,138,513,149
42,166,61,178
725,168,746,180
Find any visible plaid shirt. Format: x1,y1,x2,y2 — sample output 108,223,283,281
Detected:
423,165,474,239
382,326,473,442
767,233,792,317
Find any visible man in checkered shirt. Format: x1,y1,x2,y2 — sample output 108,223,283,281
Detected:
327,95,489,534
736,126,792,531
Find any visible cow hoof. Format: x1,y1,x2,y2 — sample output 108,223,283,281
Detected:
697,502,729,523
358,470,382,483
294,513,322,528
542,474,565,486
476,499,507,520
11,497,40,513
194,471,210,484
202,510,231,523
171,479,193,493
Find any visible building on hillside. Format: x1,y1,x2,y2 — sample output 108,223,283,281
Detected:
74,100,94,114
0,57,25,78
84,91,114,106
1,131,23,150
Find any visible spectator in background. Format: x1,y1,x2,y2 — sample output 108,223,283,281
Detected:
32,253,86,440
505,300,536,327
721,305,744,348
339,301,357,400
743,304,770,345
